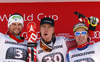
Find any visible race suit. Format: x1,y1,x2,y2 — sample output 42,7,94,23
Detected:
0,32,28,62
36,36,68,62
67,30,100,62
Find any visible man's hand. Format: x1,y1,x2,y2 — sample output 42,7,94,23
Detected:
88,16,99,27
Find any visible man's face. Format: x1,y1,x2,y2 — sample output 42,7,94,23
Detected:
74,28,88,45
40,24,54,42
9,22,23,36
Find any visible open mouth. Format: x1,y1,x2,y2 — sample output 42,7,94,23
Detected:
44,34,48,36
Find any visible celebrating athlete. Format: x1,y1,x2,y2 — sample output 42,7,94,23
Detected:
0,13,28,62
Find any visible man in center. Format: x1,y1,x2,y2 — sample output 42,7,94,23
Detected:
36,17,77,62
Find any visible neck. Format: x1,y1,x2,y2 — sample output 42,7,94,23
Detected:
77,40,87,46
77,42,88,48
77,41,89,51
41,36,56,44
42,38,52,44
6,31,24,43
15,36,20,39
43,37,52,42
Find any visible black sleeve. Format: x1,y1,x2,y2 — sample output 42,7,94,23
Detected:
89,24,96,31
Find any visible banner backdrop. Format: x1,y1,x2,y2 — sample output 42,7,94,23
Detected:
0,2,100,40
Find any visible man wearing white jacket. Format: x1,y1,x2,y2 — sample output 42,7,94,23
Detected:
0,13,28,62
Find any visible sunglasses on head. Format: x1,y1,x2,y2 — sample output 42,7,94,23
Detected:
74,31,87,36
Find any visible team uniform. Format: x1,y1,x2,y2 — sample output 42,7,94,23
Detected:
0,32,28,62
37,36,68,62
36,31,95,62
67,30,100,62
67,41,100,62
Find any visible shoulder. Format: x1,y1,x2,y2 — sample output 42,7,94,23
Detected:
0,32,5,38
0,33,6,42
23,39,28,43
36,40,40,44
67,47,77,53
66,38,77,49
92,41,100,46
0,32,5,36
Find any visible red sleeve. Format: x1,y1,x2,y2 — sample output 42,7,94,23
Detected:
89,29,100,43
66,39,77,49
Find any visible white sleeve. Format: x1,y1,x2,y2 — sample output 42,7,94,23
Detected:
0,32,5,42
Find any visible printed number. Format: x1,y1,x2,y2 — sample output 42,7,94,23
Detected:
44,54,62,62
54,54,62,62
15,49,23,58
45,56,53,62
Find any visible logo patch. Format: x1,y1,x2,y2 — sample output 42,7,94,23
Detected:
12,15,21,19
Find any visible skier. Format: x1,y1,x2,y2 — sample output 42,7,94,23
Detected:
36,17,77,62
0,13,28,62
67,17,100,62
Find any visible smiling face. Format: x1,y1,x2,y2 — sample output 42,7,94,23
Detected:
9,22,23,36
40,24,54,42
74,28,88,45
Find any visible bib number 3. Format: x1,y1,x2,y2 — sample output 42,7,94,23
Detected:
6,47,28,61
15,49,23,58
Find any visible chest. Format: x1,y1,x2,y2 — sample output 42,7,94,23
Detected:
0,36,28,61
37,38,67,62
69,45,100,62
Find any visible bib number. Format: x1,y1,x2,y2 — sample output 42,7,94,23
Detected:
6,47,28,61
42,52,64,62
